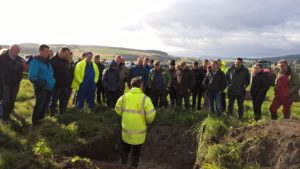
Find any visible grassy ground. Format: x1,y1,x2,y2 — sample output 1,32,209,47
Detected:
0,80,299,169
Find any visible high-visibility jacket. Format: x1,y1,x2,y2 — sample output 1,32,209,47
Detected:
115,87,156,145
71,60,99,91
220,61,228,73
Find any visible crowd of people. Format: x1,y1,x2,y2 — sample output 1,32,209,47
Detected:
0,44,300,124
1,44,300,168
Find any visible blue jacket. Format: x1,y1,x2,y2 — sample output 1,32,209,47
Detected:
29,56,56,91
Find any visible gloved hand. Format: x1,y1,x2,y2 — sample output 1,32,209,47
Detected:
34,80,47,89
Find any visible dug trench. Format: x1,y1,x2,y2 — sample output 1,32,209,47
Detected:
65,124,197,169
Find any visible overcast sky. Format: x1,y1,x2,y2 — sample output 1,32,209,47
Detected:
1,0,300,58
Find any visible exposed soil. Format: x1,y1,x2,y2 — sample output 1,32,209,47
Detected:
65,124,196,169
230,119,300,169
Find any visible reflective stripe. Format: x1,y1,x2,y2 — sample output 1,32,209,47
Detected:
122,128,146,135
140,95,147,115
145,109,155,116
115,106,122,111
121,96,125,111
123,109,141,114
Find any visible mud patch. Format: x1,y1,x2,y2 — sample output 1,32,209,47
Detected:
230,119,300,169
75,124,196,169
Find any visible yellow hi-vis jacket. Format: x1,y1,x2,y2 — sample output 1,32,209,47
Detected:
115,87,156,145
71,60,99,91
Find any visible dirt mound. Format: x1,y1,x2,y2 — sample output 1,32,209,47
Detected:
230,119,300,169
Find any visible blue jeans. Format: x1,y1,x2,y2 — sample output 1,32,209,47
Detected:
49,87,69,115
207,91,222,115
32,87,51,125
76,83,96,110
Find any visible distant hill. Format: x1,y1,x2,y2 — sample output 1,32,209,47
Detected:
261,54,300,63
0,43,171,61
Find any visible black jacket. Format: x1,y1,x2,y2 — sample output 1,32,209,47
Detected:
175,67,195,95
169,68,177,89
102,67,120,92
96,62,105,86
226,65,250,95
250,71,271,96
50,54,73,88
0,51,23,85
192,68,202,90
203,69,227,92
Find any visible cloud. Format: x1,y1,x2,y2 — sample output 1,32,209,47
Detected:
124,0,300,57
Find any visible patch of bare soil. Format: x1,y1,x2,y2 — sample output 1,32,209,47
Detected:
230,119,300,169
72,124,196,169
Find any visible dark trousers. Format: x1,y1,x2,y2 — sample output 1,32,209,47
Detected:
252,94,266,121
96,83,105,104
32,87,51,126
207,91,222,115
169,87,177,105
176,94,191,110
121,140,142,168
192,88,203,110
1,83,20,120
76,84,96,110
66,88,73,104
150,89,168,108
227,94,245,119
221,91,226,112
49,87,69,115
106,90,119,108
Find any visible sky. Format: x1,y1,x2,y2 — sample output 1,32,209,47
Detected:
1,0,300,58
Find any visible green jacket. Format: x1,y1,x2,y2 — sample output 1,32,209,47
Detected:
118,64,129,92
148,67,171,89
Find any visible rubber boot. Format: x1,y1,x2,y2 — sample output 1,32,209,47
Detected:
121,152,128,165
271,113,278,120
131,155,139,168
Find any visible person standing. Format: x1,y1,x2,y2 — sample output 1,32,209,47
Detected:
200,59,209,109
94,55,105,104
72,52,86,106
143,57,151,96
66,51,75,104
269,60,300,119
226,58,250,119
176,61,195,110
148,60,171,108
29,44,56,126
203,60,227,115
127,57,147,89
115,55,129,96
168,60,177,105
218,59,228,112
250,63,271,121
191,61,203,110
0,45,24,121
102,60,120,108
49,47,71,115
71,52,99,112
115,77,156,168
